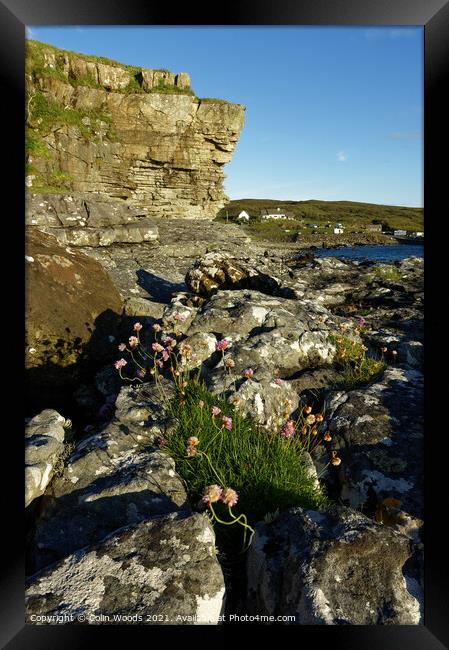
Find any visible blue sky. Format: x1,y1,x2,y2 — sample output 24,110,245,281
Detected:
27,26,423,207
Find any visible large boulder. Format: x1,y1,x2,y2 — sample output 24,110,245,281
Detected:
184,289,339,376
247,506,422,624
29,381,187,573
25,228,123,413
318,367,424,537
185,251,286,297
25,409,69,508
26,512,225,625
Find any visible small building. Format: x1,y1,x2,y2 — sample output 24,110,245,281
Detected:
237,210,250,222
334,227,344,235
366,224,383,232
411,231,424,237
260,208,294,220
394,229,407,236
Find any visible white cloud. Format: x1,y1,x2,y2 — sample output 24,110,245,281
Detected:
337,150,348,162
26,26,35,38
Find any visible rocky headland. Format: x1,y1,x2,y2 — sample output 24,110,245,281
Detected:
25,41,424,626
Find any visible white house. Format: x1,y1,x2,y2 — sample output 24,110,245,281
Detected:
260,208,294,220
237,210,250,221
394,229,407,236
334,224,344,234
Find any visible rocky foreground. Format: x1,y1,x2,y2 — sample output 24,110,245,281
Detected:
25,223,423,625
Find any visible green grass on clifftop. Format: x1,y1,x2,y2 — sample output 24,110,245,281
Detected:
26,39,196,96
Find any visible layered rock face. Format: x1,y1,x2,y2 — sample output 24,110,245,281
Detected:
26,41,245,219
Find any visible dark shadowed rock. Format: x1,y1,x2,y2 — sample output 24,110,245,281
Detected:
26,512,225,625
25,228,123,414
246,506,422,624
26,228,123,369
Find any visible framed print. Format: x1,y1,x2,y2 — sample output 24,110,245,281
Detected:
1,0,448,647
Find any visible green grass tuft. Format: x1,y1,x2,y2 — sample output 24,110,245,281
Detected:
369,266,405,283
163,380,328,527
329,334,386,390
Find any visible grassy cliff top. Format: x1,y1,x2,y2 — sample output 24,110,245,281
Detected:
26,39,237,105
27,39,173,74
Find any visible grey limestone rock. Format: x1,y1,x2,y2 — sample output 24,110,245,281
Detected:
319,367,424,535
26,512,225,625
246,506,422,625
30,381,186,573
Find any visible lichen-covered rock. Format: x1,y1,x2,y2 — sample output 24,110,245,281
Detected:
246,506,422,624
177,332,218,371
184,289,337,378
26,193,151,229
26,193,159,247
30,382,186,573
26,512,225,625
318,367,424,535
223,376,300,432
25,409,69,507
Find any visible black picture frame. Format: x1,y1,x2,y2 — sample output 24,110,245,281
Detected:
2,0,448,647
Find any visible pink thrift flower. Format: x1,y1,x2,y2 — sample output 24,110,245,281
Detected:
216,339,229,351
173,313,187,322
222,415,233,431
152,342,164,353
134,322,143,332
136,368,146,379
198,400,205,409
129,336,139,348
221,488,239,508
115,358,127,369
211,406,221,417
156,359,164,368
187,436,199,447
118,343,126,352
201,484,223,505
162,349,169,362
280,420,295,439
273,377,283,385
152,323,162,332
243,367,254,379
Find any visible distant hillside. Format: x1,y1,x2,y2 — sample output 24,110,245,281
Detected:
216,199,423,232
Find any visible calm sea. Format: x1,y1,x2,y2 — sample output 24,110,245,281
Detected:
306,244,424,263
